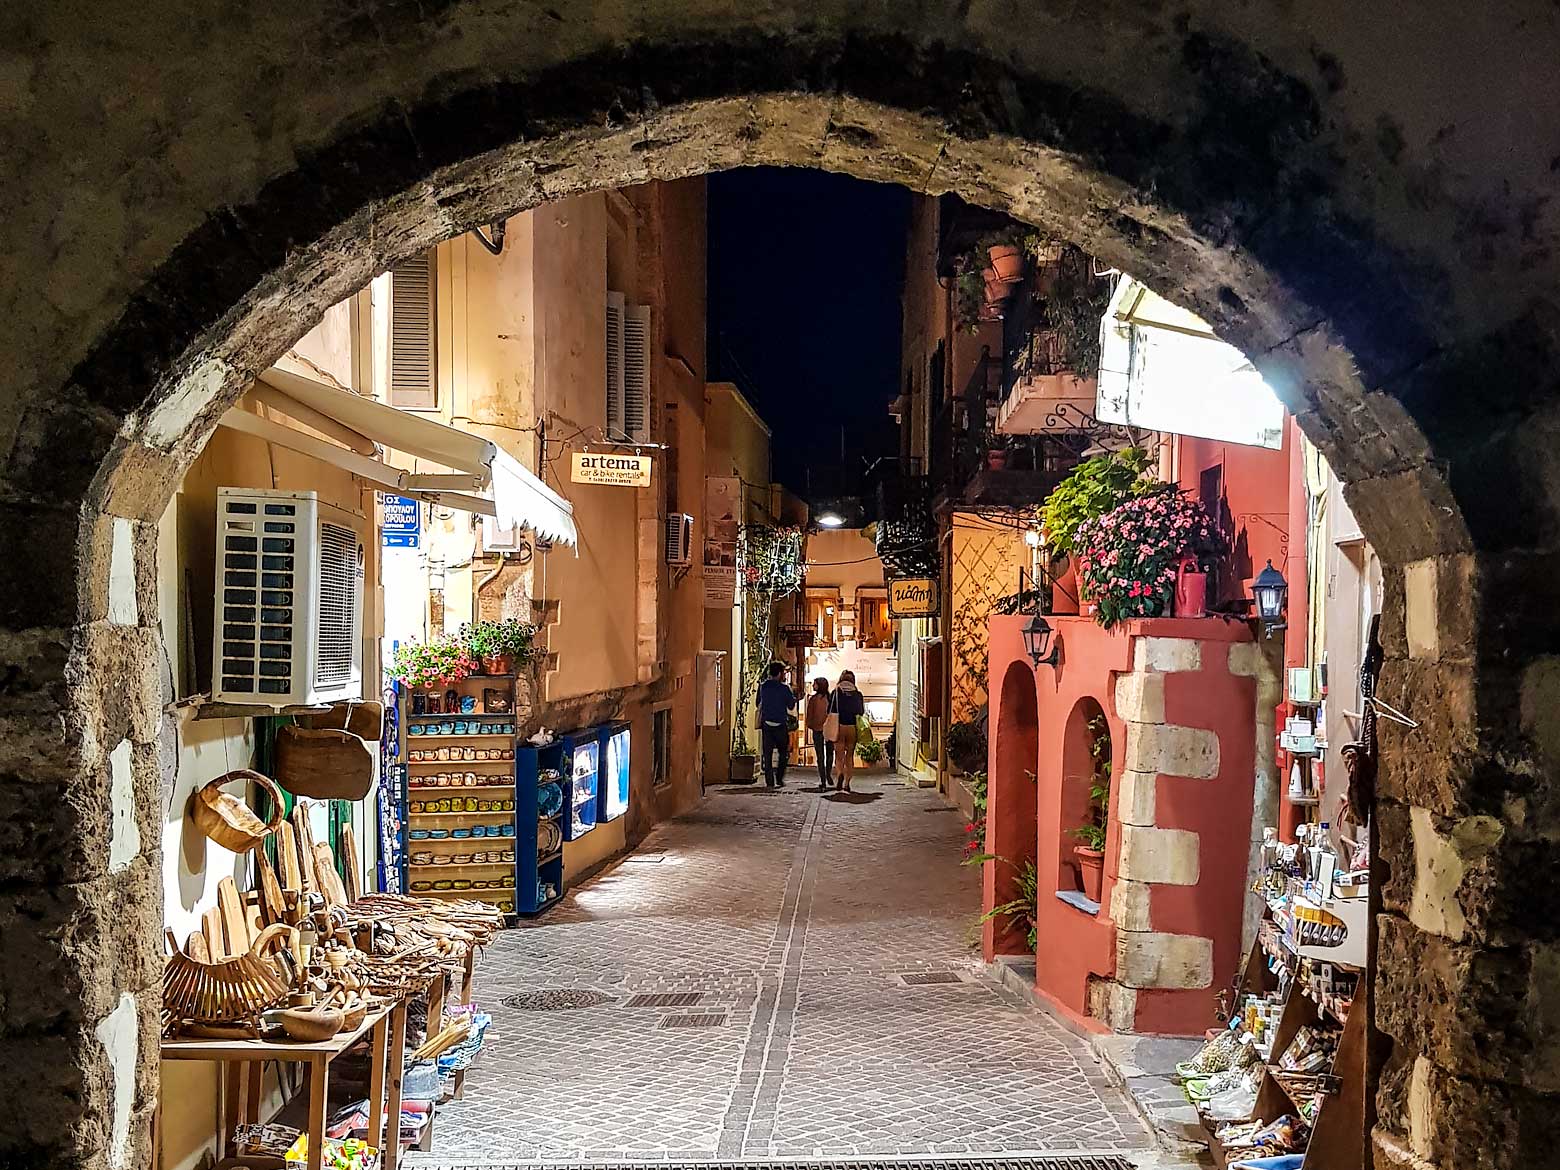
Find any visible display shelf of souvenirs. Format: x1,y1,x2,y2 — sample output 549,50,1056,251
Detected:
516,742,569,915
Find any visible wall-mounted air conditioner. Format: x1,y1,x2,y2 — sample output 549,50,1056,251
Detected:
213,488,366,706
665,512,694,566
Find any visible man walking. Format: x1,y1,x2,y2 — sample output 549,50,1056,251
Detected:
756,661,798,788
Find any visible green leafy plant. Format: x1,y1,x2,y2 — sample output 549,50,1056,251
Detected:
1075,485,1227,629
855,717,884,765
1034,244,1111,377
1039,447,1154,557
964,853,1041,950
461,618,538,665
386,636,478,689
945,720,987,773
1068,714,1113,852
731,524,805,757
961,769,988,858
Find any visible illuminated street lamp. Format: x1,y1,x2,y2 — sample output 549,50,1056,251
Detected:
1023,612,1060,669
1252,559,1289,635
816,511,846,528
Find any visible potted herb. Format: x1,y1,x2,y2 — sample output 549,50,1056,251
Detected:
855,716,885,765
730,725,757,783
386,636,478,691
1074,485,1227,629
1069,714,1112,901
462,618,537,675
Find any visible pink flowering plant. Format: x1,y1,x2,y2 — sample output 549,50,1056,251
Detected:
1074,485,1226,628
386,635,479,689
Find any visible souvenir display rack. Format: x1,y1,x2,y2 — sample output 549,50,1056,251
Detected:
515,741,567,915
396,674,521,916
560,727,600,841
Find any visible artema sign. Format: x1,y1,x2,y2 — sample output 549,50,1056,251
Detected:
571,452,653,488
889,577,939,618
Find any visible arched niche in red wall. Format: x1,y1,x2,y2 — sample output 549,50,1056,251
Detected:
1058,695,1110,908
986,659,1039,956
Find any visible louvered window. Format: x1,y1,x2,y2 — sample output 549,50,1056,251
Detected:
606,291,651,444
314,521,360,688
389,252,437,409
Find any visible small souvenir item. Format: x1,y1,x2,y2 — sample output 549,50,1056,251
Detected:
464,797,478,812
444,688,459,713
483,688,512,714
461,695,477,714
411,691,428,715
426,693,442,714
428,828,449,839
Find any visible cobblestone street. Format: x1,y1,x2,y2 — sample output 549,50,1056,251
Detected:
410,780,1154,1165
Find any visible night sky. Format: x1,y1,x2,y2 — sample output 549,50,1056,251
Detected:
707,167,911,502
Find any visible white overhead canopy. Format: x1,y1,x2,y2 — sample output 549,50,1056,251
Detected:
221,367,578,547
1096,277,1285,450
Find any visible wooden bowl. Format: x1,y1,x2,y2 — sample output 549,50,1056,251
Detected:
190,770,284,853
340,999,367,1031
278,1007,345,1043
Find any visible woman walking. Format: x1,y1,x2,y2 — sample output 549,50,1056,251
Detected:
805,677,834,791
829,669,866,792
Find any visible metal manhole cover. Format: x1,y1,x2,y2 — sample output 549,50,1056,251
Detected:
420,1155,1137,1169
658,1012,729,1029
500,989,618,1011
625,991,704,1008
897,971,967,986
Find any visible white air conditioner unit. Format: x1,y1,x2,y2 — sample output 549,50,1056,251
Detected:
665,512,694,565
213,488,366,706
481,514,526,552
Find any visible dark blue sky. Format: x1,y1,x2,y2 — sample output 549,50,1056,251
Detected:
707,167,910,501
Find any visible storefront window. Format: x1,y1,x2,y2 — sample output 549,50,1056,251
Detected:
856,589,892,649
805,589,840,647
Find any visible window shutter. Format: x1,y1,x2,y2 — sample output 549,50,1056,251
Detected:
605,290,627,438
389,252,437,409
622,304,651,444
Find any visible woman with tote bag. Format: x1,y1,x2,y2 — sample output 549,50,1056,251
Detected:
829,670,866,792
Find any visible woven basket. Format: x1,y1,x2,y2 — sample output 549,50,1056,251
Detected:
191,769,284,853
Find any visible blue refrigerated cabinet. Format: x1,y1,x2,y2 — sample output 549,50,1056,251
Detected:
561,729,600,841
597,720,631,822
515,740,566,915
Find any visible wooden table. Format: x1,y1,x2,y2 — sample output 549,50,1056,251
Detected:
160,1000,408,1170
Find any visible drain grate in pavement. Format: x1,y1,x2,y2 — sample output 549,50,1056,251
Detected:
897,971,967,986
657,1011,729,1029
624,991,705,1008
500,989,618,1011
421,1156,1136,1170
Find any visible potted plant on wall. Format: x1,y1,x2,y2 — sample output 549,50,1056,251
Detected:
1073,485,1227,629
386,635,477,693
1039,448,1154,614
730,725,758,783
462,617,538,675
1069,713,1112,902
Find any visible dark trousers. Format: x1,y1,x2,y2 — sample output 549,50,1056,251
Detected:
812,730,834,785
761,723,790,785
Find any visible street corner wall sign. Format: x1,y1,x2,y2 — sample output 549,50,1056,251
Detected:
571,451,652,488
889,576,939,618
380,493,421,548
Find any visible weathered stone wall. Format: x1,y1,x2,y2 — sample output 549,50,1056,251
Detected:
3,3,1560,1166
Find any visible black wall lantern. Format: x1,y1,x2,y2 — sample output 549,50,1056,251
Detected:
1252,559,1289,635
1023,612,1060,669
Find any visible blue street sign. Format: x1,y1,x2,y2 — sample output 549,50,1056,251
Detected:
381,494,421,548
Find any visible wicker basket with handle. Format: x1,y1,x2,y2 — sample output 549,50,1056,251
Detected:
191,769,285,853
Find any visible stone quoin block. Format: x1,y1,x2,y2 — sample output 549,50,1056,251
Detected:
1109,877,1153,931
1086,977,1138,1031
1115,930,1214,990
1118,825,1200,885
1125,722,1220,779
1227,641,1264,677
1114,671,1165,724
1115,767,1157,827
1132,636,1201,674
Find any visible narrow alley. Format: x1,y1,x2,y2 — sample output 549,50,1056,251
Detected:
410,781,1152,1165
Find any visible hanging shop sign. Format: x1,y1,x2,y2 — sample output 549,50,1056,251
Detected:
888,576,940,618
571,451,653,488
381,494,421,548
781,622,817,648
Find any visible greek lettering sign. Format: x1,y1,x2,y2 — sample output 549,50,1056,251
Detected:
888,576,939,618
571,452,653,488
380,494,421,548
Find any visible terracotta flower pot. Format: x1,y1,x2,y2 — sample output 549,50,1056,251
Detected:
481,652,515,676
730,754,757,783
986,449,1009,471
988,244,1024,284
1050,555,1080,615
1075,845,1105,902
1174,563,1208,619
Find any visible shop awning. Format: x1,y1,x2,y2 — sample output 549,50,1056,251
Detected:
220,367,577,546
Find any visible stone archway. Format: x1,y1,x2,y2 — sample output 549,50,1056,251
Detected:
6,7,1560,1168
984,659,1040,957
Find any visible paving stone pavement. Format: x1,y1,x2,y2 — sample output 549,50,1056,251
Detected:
407,779,1154,1165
